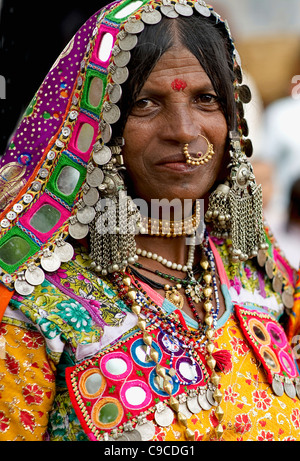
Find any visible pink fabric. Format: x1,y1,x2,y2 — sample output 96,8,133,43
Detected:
19,194,71,243
92,24,120,68
68,113,99,162
273,248,295,286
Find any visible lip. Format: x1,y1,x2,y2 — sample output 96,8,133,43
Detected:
156,154,200,172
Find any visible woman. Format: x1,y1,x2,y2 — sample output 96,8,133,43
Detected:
0,0,299,442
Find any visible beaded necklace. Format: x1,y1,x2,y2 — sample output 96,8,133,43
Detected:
109,234,225,440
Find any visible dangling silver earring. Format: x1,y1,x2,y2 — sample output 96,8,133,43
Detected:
89,138,142,275
205,131,267,261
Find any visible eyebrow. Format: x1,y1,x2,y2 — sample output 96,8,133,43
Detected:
138,81,216,98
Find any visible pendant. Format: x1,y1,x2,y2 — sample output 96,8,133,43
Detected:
185,282,203,304
164,285,184,309
206,382,217,406
154,402,174,427
123,429,142,441
25,265,45,286
187,390,202,414
14,278,35,296
54,241,75,263
284,377,296,399
136,415,156,441
272,374,284,397
41,251,61,273
295,377,300,400
178,393,193,419
198,387,212,410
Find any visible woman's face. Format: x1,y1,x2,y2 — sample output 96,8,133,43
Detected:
122,46,228,204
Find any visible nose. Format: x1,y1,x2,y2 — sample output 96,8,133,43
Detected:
162,102,200,146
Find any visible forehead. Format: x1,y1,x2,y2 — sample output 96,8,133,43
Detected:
143,46,211,87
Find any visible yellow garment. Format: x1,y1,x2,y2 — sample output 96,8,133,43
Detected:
0,323,56,441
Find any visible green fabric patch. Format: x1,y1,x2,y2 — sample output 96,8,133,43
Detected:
46,154,86,206
105,0,148,23
81,69,106,116
0,226,40,274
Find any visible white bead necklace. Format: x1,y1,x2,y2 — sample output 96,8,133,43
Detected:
136,233,197,273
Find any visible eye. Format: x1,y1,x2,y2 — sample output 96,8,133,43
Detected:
134,98,152,109
195,93,219,105
130,98,158,116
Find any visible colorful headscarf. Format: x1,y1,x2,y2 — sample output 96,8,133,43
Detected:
0,0,249,304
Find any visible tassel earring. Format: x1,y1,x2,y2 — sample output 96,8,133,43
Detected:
205,131,267,262
89,138,142,275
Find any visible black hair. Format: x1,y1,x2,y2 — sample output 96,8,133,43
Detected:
116,13,236,134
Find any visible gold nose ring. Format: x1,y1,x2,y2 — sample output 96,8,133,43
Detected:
183,135,215,166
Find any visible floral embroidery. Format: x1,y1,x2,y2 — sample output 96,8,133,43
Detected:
252,389,272,411
257,429,274,441
230,336,249,356
56,300,92,332
234,413,252,434
0,412,10,434
22,331,44,349
23,384,44,406
0,324,55,441
291,408,300,430
224,385,239,404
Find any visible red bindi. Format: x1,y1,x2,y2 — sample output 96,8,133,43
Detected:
171,79,187,91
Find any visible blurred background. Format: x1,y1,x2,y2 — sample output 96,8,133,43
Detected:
0,0,299,267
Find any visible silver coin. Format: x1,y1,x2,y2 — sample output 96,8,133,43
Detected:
25,266,45,286
194,3,211,17
100,123,112,144
103,104,121,125
108,84,122,104
86,168,104,187
284,377,296,399
295,378,300,400
54,242,74,263
93,145,112,166
111,66,129,85
136,421,156,441
187,396,202,414
272,374,284,397
265,258,274,279
154,406,174,427
68,221,89,240
272,273,283,293
119,33,138,51
83,187,99,207
198,389,212,410
124,18,145,34
114,50,131,68
14,279,35,296
115,434,130,441
77,206,96,225
174,3,193,16
160,4,179,17
41,253,61,273
179,403,192,419
282,290,294,309
257,249,267,267
124,430,142,441
206,387,217,406
141,9,162,24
